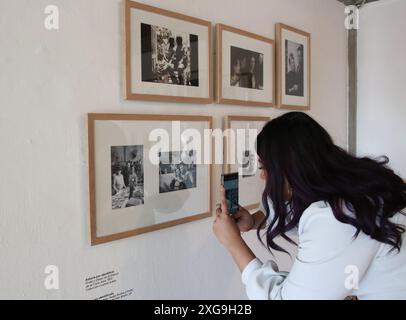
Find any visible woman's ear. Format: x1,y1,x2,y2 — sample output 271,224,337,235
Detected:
258,158,267,180
283,178,293,202
260,168,267,180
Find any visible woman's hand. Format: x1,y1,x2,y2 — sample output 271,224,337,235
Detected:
234,206,255,232
212,186,244,251
213,187,257,272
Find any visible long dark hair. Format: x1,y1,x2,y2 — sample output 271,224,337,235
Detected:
256,112,406,254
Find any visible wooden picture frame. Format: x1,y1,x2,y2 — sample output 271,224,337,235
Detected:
223,115,270,210
276,23,311,110
124,0,213,104
88,113,213,245
216,24,275,107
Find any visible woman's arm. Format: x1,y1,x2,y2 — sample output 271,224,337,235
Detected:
228,238,256,273
251,210,266,230
234,208,267,232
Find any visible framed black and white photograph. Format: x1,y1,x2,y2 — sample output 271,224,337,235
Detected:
159,150,197,194
216,24,274,107
88,114,212,245
276,23,311,110
124,0,212,104
224,116,270,210
111,145,144,209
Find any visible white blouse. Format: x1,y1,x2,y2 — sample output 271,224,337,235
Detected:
242,200,406,300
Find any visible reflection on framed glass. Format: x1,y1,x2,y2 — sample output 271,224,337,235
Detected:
276,23,311,110
223,116,270,210
88,113,212,245
216,24,275,107
124,0,213,104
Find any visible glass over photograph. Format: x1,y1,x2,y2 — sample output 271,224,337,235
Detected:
141,23,199,87
230,46,264,90
159,150,197,193
110,145,144,210
285,39,304,97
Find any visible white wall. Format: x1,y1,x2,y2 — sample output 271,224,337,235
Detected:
0,0,348,299
357,0,406,178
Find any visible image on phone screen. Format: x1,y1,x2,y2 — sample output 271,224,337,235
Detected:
222,173,239,215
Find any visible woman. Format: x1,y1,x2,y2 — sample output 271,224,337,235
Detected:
230,58,241,87
165,37,177,84
174,36,187,85
286,53,299,95
170,167,186,191
247,55,257,89
128,166,138,199
179,163,194,189
112,168,126,195
213,112,406,300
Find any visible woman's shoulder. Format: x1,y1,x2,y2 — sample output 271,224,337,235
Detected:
296,201,373,263
299,201,405,234
298,201,356,236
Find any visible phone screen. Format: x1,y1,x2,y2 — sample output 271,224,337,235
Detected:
222,173,239,215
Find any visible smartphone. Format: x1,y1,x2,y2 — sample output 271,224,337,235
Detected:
221,172,239,215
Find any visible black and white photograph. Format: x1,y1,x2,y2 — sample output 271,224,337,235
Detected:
285,40,304,97
125,1,212,103
89,114,211,244
230,46,264,90
224,116,268,209
141,23,199,87
276,23,310,110
241,150,256,178
159,150,197,193
110,145,144,210
217,24,274,107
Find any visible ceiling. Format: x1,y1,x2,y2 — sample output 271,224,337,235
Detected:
337,0,380,7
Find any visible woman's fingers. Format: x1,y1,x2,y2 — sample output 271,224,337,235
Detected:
233,210,242,219
219,186,228,215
